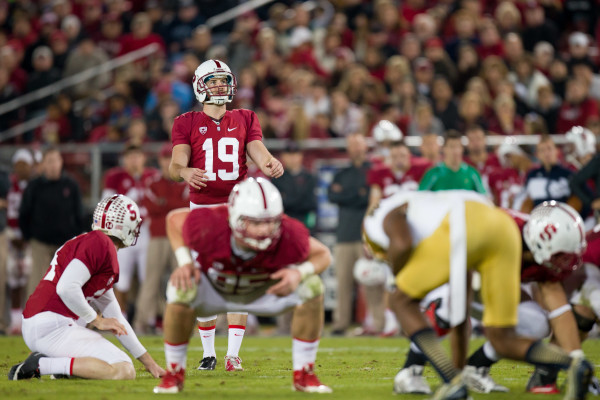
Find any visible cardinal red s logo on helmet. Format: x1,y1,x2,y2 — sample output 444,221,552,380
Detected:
540,224,557,241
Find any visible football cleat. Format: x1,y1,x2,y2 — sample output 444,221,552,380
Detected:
8,352,44,380
153,364,185,394
589,376,600,395
293,363,332,393
526,366,560,394
224,355,243,371
463,365,509,393
564,356,593,400
197,356,216,371
430,374,473,400
393,365,432,394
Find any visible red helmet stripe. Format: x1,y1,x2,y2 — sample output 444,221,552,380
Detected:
101,195,117,229
214,60,221,68
256,181,268,209
555,202,585,245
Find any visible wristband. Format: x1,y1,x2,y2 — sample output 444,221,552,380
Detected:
174,246,193,267
294,261,316,281
548,304,572,320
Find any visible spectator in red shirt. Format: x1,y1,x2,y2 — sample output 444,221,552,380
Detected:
133,144,189,334
488,94,525,135
556,78,600,133
118,12,166,64
477,18,504,60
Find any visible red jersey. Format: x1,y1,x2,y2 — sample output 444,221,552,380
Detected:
488,167,525,208
182,206,310,295
171,109,263,205
367,164,429,196
144,175,189,237
23,231,119,320
7,174,28,231
504,209,576,283
583,228,600,267
103,167,159,218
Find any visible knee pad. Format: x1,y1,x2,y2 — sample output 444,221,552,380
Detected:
572,305,596,333
297,275,324,302
166,281,197,305
515,301,550,339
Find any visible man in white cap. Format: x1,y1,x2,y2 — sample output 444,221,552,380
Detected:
6,149,35,335
488,140,532,209
568,32,594,71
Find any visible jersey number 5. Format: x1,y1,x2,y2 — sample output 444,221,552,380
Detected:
202,138,239,181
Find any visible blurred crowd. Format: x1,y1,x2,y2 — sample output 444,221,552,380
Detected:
1,0,600,146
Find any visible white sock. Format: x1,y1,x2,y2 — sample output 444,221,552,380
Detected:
292,338,319,371
39,357,72,376
198,324,216,358
10,309,22,327
227,325,245,357
164,341,188,370
483,341,500,362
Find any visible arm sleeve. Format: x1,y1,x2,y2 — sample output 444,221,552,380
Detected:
570,156,600,208
246,110,263,143
171,115,191,146
55,259,98,323
92,289,147,359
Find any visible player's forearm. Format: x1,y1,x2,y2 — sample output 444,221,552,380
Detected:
247,140,272,169
169,162,185,182
97,289,147,358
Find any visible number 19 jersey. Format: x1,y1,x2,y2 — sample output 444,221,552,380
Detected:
171,109,263,205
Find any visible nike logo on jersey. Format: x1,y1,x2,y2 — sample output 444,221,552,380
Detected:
228,127,237,132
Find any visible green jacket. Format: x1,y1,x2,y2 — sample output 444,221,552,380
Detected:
418,162,486,193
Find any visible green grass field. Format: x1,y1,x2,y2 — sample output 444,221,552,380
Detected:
1,334,599,399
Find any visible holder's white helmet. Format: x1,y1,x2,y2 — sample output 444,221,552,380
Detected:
192,59,237,105
92,194,142,247
228,177,283,251
565,126,596,159
523,201,586,273
372,120,403,143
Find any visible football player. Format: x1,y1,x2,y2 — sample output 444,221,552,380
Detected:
363,190,593,400
395,202,590,395
8,195,164,381
153,178,331,394
102,145,159,313
168,59,283,372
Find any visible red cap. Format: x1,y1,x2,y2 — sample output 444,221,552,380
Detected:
160,143,172,158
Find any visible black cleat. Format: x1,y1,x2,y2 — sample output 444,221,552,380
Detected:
565,357,594,400
197,356,217,370
8,352,45,380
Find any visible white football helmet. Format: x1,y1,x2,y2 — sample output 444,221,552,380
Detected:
92,194,142,247
192,59,237,105
372,120,403,143
565,126,596,159
523,201,587,273
228,177,283,251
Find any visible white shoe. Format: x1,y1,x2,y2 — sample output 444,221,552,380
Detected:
393,365,432,394
463,365,509,393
